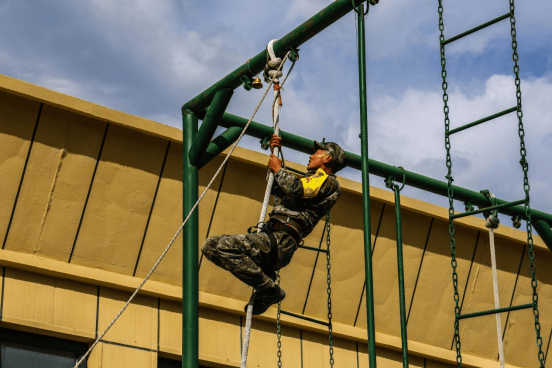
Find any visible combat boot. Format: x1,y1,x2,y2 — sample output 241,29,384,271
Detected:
252,285,286,315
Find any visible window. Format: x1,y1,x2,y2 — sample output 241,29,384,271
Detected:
158,357,210,368
0,328,88,368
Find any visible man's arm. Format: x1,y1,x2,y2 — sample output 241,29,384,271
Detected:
268,135,305,197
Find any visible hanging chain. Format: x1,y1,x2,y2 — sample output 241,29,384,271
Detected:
438,2,462,366
325,213,334,367
276,270,283,368
509,1,545,366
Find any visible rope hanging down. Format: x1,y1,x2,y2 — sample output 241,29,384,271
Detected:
241,39,296,368
74,48,295,368
480,190,505,368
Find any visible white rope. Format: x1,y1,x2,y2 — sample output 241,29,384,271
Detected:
241,39,292,368
241,293,256,368
486,193,505,368
74,51,293,368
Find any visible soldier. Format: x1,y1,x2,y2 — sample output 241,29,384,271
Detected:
201,135,347,315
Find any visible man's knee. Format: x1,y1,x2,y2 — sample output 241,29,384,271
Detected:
201,236,219,257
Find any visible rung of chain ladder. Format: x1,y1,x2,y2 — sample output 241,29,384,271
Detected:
279,310,330,327
441,12,511,46
446,106,517,136
450,199,525,220
458,303,533,320
299,245,329,253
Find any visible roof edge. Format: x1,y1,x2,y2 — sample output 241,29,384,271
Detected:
0,74,182,142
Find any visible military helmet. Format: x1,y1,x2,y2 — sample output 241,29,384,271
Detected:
313,141,348,173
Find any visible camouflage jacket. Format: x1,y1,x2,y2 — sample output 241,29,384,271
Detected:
270,168,341,237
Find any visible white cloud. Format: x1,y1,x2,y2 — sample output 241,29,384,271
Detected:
361,74,552,213
0,0,549,218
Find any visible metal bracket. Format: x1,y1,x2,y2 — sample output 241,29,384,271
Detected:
512,215,523,229
260,136,270,150
464,200,476,212
286,46,300,62
385,167,406,192
240,75,253,91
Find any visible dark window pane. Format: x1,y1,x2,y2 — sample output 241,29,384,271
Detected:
0,328,87,368
1,343,77,368
158,357,209,368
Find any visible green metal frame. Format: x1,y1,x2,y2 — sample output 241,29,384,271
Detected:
182,111,199,368
357,4,377,365
180,1,552,367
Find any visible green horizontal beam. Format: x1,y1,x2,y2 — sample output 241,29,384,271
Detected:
533,220,552,251
450,199,526,220
280,310,330,327
217,112,552,242
189,88,233,166
457,303,533,320
181,0,368,116
197,126,242,170
442,12,511,46
447,106,517,136
286,166,307,176
299,245,329,253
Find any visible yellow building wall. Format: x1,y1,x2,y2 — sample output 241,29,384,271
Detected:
1,267,96,340
88,342,157,368
1,74,551,368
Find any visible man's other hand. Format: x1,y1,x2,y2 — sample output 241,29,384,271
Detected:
269,134,282,153
268,154,282,173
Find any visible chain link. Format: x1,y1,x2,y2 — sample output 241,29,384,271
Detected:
438,2,462,366
509,1,545,365
325,213,334,367
276,270,282,368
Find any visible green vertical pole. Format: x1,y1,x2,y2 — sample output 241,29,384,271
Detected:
393,186,409,367
183,110,199,368
357,4,377,367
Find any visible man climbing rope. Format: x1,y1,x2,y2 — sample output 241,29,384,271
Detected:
201,135,347,315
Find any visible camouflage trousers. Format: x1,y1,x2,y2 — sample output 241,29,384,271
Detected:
201,231,297,292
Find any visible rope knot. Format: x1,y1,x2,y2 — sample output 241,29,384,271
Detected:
480,189,500,229
264,39,284,83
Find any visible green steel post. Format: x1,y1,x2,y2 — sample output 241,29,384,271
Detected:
183,111,199,368
189,88,234,166
392,185,409,367
181,0,368,116
216,112,552,250
357,4,377,366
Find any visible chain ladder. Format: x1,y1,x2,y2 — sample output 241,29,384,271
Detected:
325,213,334,367
276,270,283,368
509,1,545,366
274,191,283,368
438,2,462,366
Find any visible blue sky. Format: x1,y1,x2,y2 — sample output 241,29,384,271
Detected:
1,0,551,224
